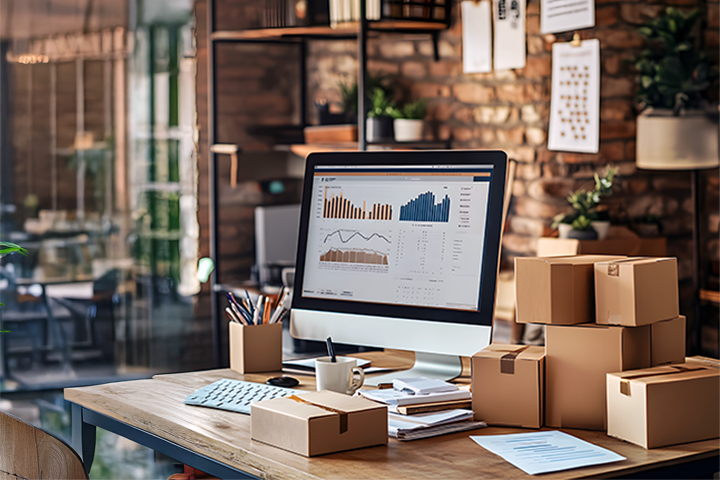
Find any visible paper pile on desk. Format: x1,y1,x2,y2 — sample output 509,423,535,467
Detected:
358,386,471,406
388,408,486,441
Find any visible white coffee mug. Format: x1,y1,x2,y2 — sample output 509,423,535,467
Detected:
315,356,365,395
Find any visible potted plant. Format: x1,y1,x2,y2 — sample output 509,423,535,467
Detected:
633,8,719,170
366,88,396,143
337,71,394,124
0,242,27,334
552,168,617,240
391,99,426,142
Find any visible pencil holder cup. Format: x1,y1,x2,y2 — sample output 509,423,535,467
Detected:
229,322,283,374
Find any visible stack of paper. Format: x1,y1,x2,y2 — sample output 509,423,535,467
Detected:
358,387,471,406
392,377,458,395
389,409,486,440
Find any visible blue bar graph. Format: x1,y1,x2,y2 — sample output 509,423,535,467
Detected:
399,192,450,222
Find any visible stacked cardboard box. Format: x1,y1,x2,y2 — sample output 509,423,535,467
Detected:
505,255,688,436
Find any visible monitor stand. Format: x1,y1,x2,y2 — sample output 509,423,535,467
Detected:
364,352,463,386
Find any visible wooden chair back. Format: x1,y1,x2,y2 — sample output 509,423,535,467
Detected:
0,410,88,480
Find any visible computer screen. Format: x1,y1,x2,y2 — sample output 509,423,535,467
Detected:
290,150,507,382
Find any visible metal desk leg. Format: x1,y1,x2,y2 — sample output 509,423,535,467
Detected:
42,288,73,373
72,403,96,473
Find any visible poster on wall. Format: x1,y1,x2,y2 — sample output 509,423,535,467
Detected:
493,0,526,70
547,38,600,154
541,0,595,35
462,0,493,74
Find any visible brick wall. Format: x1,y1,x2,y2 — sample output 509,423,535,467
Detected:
195,0,719,356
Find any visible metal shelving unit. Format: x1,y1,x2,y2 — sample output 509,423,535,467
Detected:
206,0,452,366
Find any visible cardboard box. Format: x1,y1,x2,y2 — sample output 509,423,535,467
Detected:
536,226,667,257
651,316,686,367
607,363,720,448
251,390,387,456
472,344,545,428
546,324,651,431
515,255,625,325
686,356,720,368
595,257,679,326
229,322,282,374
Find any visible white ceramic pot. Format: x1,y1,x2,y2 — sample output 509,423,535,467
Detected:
591,220,611,240
393,119,424,142
557,223,573,239
636,108,719,170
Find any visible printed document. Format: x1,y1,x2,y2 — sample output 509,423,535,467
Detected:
471,431,625,475
462,1,493,73
541,0,595,34
547,38,600,153
493,0,526,70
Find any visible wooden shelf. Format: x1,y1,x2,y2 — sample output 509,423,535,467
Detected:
279,141,449,158
212,20,448,41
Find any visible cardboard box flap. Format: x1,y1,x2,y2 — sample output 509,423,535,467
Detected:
528,255,626,265
686,356,720,368
473,345,545,362
296,390,385,414
596,257,675,266
612,363,717,395
253,396,339,421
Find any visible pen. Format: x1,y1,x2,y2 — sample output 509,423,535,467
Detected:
244,289,255,315
225,306,240,323
253,296,265,325
326,336,336,363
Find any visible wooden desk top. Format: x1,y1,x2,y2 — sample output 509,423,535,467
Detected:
65,351,719,480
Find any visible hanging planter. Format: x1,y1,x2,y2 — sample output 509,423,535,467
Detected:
636,108,718,170
632,8,719,171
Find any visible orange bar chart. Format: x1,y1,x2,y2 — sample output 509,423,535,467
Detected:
320,248,389,265
323,187,392,220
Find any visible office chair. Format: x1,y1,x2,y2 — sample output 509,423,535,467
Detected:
0,409,88,479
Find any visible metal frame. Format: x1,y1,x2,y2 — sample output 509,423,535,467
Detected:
69,400,719,480
70,403,257,479
205,1,452,366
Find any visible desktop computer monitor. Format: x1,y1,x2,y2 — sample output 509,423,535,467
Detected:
290,150,507,384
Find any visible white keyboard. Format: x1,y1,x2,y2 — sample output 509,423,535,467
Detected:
184,379,301,414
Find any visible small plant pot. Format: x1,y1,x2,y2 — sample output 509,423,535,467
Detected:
393,119,424,142
566,229,598,240
366,117,393,143
591,221,611,240
557,223,573,239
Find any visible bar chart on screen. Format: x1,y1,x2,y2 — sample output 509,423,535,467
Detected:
322,186,393,220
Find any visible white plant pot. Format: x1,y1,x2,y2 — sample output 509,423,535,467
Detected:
393,119,424,142
636,108,719,170
558,223,573,239
591,220,611,240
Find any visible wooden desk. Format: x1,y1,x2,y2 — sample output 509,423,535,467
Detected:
65,351,719,480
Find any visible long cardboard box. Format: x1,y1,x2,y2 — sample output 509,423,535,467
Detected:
251,390,387,456
595,257,679,326
472,344,545,428
515,255,625,325
607,363,720,448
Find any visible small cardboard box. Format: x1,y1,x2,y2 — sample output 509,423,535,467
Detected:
251,390,387,456
651,316,686,367
595,257,679,326
515,255,625,325
607,363,720,448
229,322,283,374
546,323,651,431
472,344,545,428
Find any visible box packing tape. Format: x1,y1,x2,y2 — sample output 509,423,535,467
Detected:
288,395,349,433
618,365,706,396
498,345,530,375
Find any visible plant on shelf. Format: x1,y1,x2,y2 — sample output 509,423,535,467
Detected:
337,71,394,123
633,7,719,170
391,99,427,142
552,168,617,240
366,88,396,143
